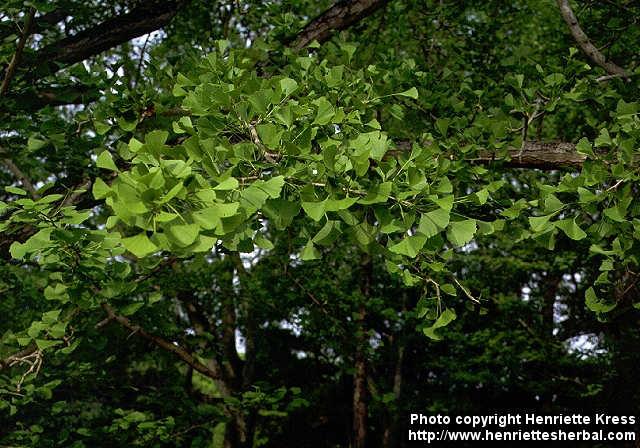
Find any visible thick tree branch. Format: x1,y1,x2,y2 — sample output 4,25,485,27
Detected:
474,141,586,169
394,140,585,169
288,0,390,50
557,0,628,79
0,7,36,96
32,0,185,75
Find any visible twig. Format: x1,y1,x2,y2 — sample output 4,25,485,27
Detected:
0,7,36,96
134,33,151,89
452,277,480,304
605,179,624,192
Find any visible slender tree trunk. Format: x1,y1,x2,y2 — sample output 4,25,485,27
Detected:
542,273,561,338
382,294,407,448
353,305,368,448
231,253,258,448
382,340,405,448
353,254,372,448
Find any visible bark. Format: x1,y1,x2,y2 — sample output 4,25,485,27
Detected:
289,0,390,50
31,0,185,75
382,296,406,448
353,254,372,448
556,0,628,79
230,253,258,447
541,273,562,338
382,339,404,448
394,140,586,169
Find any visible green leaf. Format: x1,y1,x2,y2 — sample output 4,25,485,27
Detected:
313,97,335,125
389,234,427,258
418,209,450,238
529,214,554,232
554,218,586,241
28,136,47,151
44,283,69,303
394,87,418,99
9,241,26,259
256,123,282,149
302,200,327,221
594,128,612,147
423,308,456,340
312,220,341,246
42,309,61,324
146,130,169,149
5,186,27,195
255,234,274,250
214,177,239,191
96,151,118,171
543,194,563,213
325,197,358,212
35,339,62,350
433,195,454,211
279,77,298,95
259,176,285,198
604,206,625,223
262,199,300,229
446,219,477,247
122,233,158,258
92,178,111,199
474,188,489,205
441,283,456,296
120,302,144,316
585,287,616,313
166,223,200,247
575,137,593,156
358,182,392,205
300,240,321,260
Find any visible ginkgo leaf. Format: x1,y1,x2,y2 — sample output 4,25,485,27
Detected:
554,218,587,240
122,233,158,258
446,219,477,247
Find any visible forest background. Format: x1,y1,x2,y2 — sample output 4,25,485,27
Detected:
1,0,640,447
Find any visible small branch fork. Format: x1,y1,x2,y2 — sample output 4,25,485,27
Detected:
0,345,44,393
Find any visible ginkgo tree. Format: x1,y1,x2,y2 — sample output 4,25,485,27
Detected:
1,0,639,446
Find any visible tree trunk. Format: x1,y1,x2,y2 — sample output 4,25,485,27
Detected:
382,294,407,448
353,254,372,448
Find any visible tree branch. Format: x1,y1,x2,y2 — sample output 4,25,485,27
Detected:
5,84,101,111
32,0,185,75
0,343,37,371
2,157,39,198
474,141,586,169
100,302,224,383
394,140,586,169
0,7,36,96
556,0,628,79
0,8,68,41
288,0,390,50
